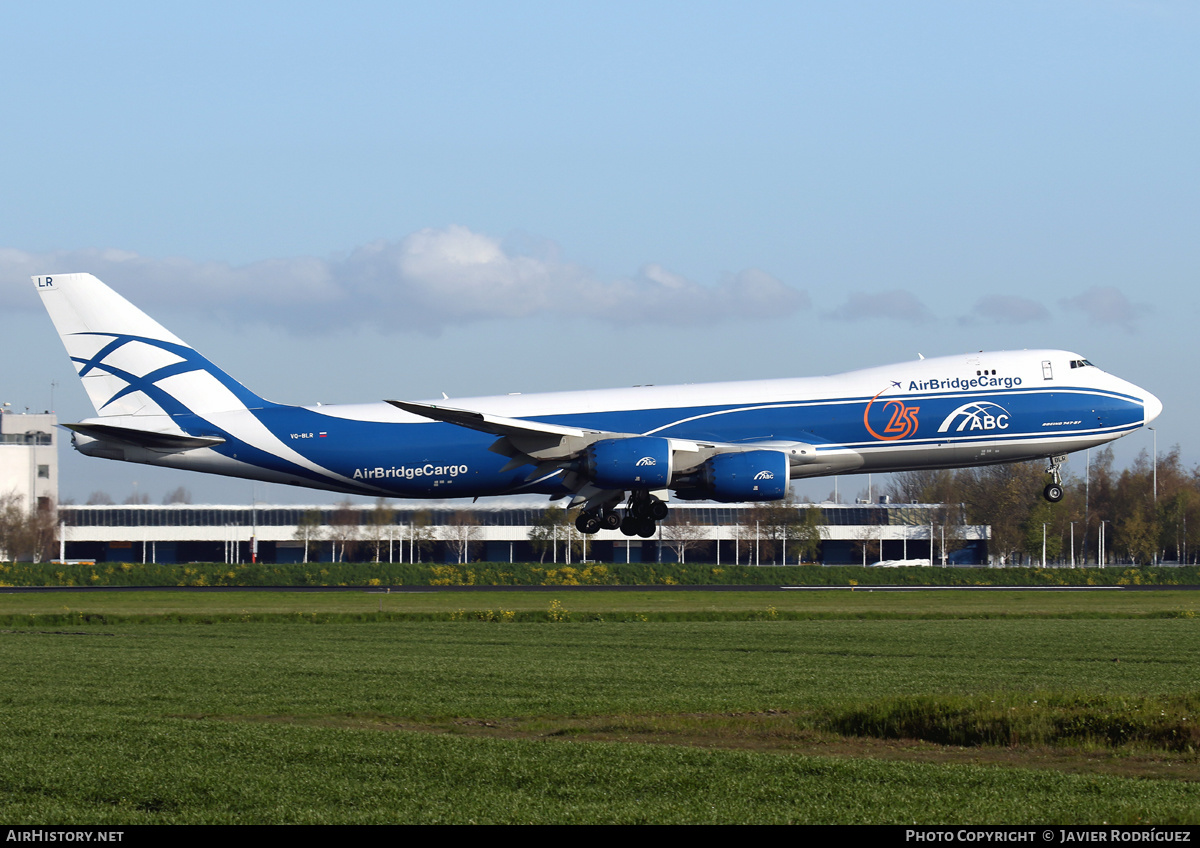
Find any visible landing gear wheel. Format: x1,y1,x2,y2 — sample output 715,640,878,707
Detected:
1043,484,1064,503
601,511,622,530
620,516,640,536
636,518,657,539
575,513,602,534
628,492,669,521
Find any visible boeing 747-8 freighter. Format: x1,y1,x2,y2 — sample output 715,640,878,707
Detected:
36,273,1161,537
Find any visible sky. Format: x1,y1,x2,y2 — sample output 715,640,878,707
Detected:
2,1,1196,506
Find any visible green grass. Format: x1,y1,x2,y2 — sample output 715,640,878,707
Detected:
4,559,1199,588
3,718,1196,824
2,586,1198,623
1,589,1198,823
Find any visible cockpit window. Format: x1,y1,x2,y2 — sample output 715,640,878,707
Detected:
1069,359,1094,369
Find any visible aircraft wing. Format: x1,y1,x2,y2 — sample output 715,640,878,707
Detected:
388,398,624,468
388,399,607,444
388,399,710,506
389,396,669,457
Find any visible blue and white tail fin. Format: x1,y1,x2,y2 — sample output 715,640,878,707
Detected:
34,273,270,419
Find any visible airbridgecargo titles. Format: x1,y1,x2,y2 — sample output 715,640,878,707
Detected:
353,464,470,481
909,375,1023,392
35,272,1161,539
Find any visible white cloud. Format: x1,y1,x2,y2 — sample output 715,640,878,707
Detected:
958,295,1051,325
4,226,810,332
1059,286,1150,332
825,290,934,324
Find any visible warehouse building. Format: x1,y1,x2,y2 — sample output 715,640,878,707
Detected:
57,501,989,565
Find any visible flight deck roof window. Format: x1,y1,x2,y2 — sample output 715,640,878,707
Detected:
1069,359,1094,369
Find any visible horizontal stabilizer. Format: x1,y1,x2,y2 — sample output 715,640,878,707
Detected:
64,423,226,452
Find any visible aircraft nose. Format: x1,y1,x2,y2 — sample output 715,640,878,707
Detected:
1142,389,1163,425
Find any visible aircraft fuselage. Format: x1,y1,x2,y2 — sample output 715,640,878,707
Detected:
74,348,1156,499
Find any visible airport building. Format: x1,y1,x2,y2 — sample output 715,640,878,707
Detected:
0,408,58,513
56,501,989,565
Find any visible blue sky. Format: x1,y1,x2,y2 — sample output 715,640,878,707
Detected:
2,1,1196,505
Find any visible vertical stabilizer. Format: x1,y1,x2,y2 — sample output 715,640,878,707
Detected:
34,273,270,418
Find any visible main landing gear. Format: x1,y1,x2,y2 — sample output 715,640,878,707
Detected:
574,491,668,539
574,509,620,535
1043,455,1067,503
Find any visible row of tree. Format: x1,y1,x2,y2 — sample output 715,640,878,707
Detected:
80,486,193,505
884,446,1194,566
293,502,479,563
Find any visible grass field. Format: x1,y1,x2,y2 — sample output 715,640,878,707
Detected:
1,588,1197,823
4,585,1199,620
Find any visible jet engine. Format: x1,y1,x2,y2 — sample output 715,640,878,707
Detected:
586,436,673,489
675,449,790,501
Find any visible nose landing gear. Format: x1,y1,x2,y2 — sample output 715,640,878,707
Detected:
1043,455,1067,503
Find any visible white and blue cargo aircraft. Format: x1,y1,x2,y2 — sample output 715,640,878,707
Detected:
36,272,1161,538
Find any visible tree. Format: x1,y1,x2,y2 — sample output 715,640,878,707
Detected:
745,495,821,564
527,506,585,563
887,469,957,506
743,503,780,564
529,506,567,563
1084,447,1118,564
888,470,965,555
662,511,706,563
1153,447,1193,563
1117,501,1157,565
408,510,436,563
447,510,481,563
1021,497,1066,565
851,522,882,567
1112,449,1160,565
561,509,587,562
0,492,57,562
325,501,360,562
162,486,192,505
294,509,323,563
366,498,395,562
792,506,826,563
957,461,1047,565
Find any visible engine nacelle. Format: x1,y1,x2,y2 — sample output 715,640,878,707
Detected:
587,437,673,489
697,449,790,501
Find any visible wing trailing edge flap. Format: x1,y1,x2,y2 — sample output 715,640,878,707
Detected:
64,422,226,452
